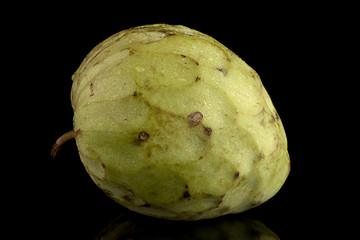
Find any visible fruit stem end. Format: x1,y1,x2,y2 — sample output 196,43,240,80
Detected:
51,130,76,158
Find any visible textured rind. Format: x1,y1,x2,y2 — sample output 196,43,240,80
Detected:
71,24,290,220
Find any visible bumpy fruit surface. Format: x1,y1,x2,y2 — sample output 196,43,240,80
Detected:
69,24,290,220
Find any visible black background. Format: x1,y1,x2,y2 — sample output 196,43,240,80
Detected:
9,3,353,239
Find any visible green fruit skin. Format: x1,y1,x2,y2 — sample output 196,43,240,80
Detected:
71,24,290,220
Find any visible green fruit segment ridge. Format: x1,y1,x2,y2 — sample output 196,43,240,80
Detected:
53,24,290,220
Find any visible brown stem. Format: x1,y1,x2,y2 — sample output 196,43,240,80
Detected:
51,130,76,158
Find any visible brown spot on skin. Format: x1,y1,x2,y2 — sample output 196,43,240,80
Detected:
219,206,231,214
275,112,280,119
199,156,203,160
259,152,265,160
270,114,277,123
271,112,280,123
165,33,176,37
248,201,263,209
128,48,135,55
188,112,203,126
101,163,106,169
195,76,201,82
216,198,223,208
103,189,114,198
139,132,149,141
204,127,212,136
183,191,190,199
216,67,227,76
143,203,151,207
234,172,240,179
123,196,131,202
250,71,258,79
133,131,150,145
260,107,266,115
90,83,94,96
133,91,143,97
179,54,199,65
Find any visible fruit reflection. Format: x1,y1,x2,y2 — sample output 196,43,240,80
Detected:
96,211,279,240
